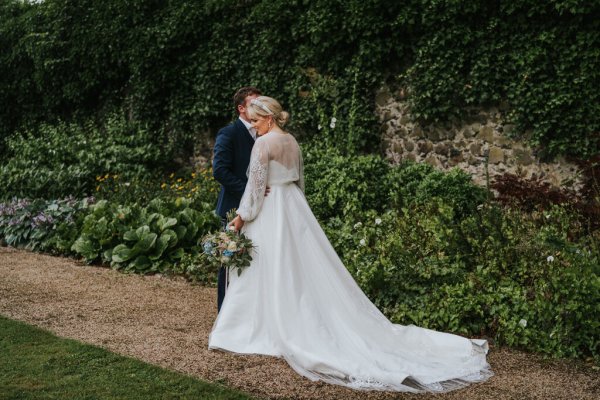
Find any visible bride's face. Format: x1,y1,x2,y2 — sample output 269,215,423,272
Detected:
251,115,272,136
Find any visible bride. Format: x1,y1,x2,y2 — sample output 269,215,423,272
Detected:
208,96,493,392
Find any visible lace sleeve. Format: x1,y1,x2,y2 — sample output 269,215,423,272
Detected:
237,139,269,222
296,145,305,193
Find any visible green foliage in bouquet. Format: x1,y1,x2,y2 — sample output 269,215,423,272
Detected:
71,197,220,273
0,197,92,253
199,210,254,277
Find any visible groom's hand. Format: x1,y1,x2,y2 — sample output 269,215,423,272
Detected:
264,186,270,197
229,215,245,232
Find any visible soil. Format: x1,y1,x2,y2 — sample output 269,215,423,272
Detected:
0,246,598,400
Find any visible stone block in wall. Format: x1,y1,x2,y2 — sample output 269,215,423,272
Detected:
418,140,433,155
477,126,495,142
405,152,417,162
513,148,534,166
376,89,392,107
468,123,481,137
403,140,415,152
502,124,516,136
434,142,450,156
470,143,482,156
488,146,505,164
411,126,424,138
495,136,512,148
425,129,440,141
425,154,442,168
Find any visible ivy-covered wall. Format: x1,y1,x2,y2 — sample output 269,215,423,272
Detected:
1,0,598,159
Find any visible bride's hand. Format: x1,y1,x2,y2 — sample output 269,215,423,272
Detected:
229,215,245,232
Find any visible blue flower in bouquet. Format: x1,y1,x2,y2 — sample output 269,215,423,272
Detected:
223,249,235,257
203,241,215,255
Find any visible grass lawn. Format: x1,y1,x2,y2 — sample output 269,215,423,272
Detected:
0,316,254,400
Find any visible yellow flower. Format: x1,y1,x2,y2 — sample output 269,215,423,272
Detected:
169,173,175,179
113,174,118,179
104,173,109,179
191,172,196,178
160,183,167,189
177,178,183,183
192,187,198,192
96,176,101,181
96,186,100,191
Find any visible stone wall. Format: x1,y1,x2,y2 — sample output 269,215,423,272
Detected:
376,87,583,190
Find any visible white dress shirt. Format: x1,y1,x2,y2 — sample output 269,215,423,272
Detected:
239,117,257,140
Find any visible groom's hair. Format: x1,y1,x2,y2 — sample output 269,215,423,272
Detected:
233,86,262,113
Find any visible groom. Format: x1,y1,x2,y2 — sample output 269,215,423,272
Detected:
212,86,262,312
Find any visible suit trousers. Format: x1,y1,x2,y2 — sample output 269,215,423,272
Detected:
217,218,228,312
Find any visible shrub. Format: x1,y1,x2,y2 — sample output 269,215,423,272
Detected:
0,114,169,200
0,197,93,254
323,203,599,361
94,167,219,210
302,143,390,220
388,162,488,219
71,197,220,274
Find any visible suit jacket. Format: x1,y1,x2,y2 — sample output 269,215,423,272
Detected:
213,118,255,219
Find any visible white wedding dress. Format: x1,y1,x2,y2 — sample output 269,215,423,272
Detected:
209,131,492,392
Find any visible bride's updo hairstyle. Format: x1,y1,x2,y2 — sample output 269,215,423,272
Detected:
247,96,290,128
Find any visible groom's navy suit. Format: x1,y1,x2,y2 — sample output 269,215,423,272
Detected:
213,118,255,311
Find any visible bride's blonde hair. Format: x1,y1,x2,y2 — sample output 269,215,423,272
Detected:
247,96,290,128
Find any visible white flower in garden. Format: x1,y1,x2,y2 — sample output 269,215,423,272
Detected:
545,214,551,219
547,255,554,263
318,124,322,130
331,117,337,123
375,218,382,225
354,222,362,229
329,117,336,129
359,239,366,246
477,204,484,211
518,319,527,328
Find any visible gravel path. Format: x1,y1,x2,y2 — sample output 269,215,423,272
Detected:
0,246,598,400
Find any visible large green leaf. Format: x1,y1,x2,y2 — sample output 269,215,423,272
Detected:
112,244,134,263
169,247,184,260
157,216,177,232
162,228,178,248
132,255,151,271
135,225,151,238
149,233,170,261
71,237,98,262
133,231,158,253
174,225,187,241
123,229,139,242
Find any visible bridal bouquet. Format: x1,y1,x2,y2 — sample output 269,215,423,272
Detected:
199,210,254,276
